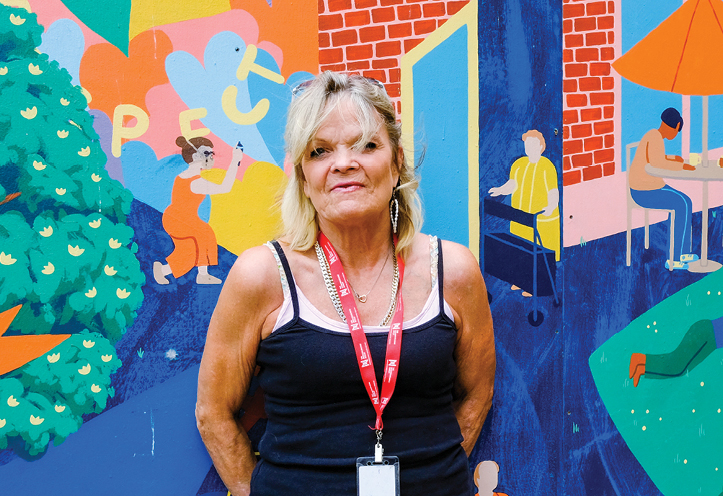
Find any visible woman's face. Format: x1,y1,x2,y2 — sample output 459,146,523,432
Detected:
192,145,215,169
524,137,542,162
301,100,400,231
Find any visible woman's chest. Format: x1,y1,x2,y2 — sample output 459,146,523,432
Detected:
257,323,457,403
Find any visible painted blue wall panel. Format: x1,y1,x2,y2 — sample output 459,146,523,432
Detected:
413,27,469,246
475,1,562,495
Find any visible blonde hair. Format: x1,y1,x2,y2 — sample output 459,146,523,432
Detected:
280,71,422,256
521,129,546,153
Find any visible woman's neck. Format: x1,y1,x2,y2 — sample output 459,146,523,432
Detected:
317,217,394,271
180,162,203,177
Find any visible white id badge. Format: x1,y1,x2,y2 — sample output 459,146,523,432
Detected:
356,456,400,496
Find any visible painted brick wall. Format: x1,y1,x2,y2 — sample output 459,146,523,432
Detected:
318,0,468,112
562,0,616,186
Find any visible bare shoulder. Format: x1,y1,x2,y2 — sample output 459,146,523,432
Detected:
404,232,436,263
640,128,663,147
225,244,282,298
439,239,483,288
211,243,285,338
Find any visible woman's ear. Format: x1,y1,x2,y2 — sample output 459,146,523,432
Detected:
298,165,310,198
394,148,404,183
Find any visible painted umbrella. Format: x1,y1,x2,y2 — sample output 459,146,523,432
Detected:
612,0,723,162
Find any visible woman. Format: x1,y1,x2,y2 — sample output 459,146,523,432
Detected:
196,72,495,495
488,129,560,262
153,136,243,285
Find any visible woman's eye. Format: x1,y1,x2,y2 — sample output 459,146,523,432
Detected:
309,147,326,158
365,142,377,151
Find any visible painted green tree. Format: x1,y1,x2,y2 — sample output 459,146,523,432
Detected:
0,5,144,458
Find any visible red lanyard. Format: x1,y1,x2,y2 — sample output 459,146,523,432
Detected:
318,232,405,431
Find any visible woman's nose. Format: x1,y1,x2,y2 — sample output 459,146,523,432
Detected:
332,148,359,172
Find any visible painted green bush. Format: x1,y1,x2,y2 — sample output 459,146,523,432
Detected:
0,5,143,458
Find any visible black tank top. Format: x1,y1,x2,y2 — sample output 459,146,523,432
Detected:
251,241,474,495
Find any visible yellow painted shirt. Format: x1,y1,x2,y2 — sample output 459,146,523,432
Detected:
509,156,560,261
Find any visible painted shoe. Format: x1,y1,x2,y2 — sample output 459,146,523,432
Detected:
629,353,646,387
680,254,700,263
197,273,222,285
153,261,170,284
665,260,689,270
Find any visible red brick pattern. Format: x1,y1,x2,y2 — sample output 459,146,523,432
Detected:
563,0,615,186
318,0,468,112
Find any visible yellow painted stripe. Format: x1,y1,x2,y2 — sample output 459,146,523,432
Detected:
129,0,230,40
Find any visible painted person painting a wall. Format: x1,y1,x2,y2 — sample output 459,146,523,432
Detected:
153,137,243,285
195,72,496,495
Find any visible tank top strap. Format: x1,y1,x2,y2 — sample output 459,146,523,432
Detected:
429,235,444,314
266,241,299,318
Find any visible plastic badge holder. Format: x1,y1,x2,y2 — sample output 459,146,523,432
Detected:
356,456,400,496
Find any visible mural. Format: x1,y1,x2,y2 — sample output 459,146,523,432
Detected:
14,0,721,494
0,0,550,494
0,0,313,491
564,0,723,494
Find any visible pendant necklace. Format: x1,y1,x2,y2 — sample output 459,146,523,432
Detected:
351,249,391,303
315,242,399,325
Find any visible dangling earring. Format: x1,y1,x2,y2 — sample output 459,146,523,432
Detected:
390,189,399,234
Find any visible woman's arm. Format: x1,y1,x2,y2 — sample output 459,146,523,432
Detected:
488,179,517,197
191,148,244,195
196,246,282,495
441,241,496,455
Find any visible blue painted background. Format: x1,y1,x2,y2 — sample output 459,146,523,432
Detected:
474,0,562,495
413,27,469,247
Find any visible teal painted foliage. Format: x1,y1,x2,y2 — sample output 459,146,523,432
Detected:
0,6,143,458
590,269,723,495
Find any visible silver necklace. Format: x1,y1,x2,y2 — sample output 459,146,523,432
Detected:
315,241,399,326
350,249,391,303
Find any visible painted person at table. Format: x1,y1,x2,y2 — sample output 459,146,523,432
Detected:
629,108,698,270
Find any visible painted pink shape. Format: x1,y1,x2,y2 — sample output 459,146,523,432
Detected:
158,10,259,63
157,10,283,71
143,83,256,180
142,83,197,160
34,0,109,50
282,153,294,178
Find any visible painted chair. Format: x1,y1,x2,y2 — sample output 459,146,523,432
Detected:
625,141,675,270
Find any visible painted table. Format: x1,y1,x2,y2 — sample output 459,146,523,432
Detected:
645,162,723,273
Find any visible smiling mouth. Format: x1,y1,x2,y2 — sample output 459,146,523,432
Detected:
333,183,363,191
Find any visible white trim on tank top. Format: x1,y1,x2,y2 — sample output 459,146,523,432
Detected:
272,281,454,333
